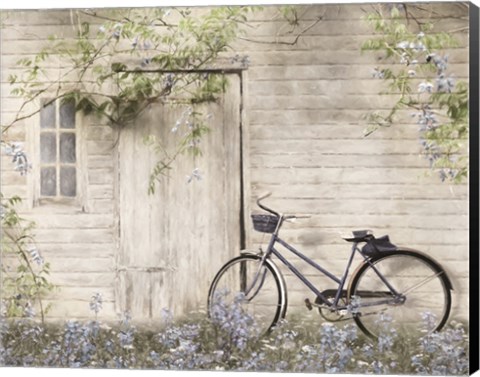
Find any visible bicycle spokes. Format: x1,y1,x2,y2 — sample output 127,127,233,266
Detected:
350,253,451,338
400,271,445,296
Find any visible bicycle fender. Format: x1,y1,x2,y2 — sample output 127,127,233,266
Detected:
239,250,287,287
349,248,454,293
239,250,289,317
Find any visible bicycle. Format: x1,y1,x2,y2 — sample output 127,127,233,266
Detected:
207,193,453,338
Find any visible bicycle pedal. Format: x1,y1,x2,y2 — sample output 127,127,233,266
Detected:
305,298,313,311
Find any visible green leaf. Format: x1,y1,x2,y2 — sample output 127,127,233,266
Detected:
111,62,127,73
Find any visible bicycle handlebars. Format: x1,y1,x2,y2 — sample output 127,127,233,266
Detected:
256,192,280,217
256,192,311,220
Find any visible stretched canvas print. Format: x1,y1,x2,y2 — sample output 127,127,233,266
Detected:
0,1,478,374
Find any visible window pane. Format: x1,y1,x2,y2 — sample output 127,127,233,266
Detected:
41,167,56,196
60,166,76,197
40,101,56,129
60,100,75,129
60,133,76,163
40,133,57,163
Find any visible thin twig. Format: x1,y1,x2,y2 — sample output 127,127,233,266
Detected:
239,15,323,46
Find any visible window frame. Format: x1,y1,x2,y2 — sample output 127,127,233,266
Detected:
32,98,86,209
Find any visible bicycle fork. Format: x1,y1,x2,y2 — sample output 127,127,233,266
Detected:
240,258,269,301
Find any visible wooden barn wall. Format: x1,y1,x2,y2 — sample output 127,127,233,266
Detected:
241,3,469,320
0,3,469,322
1,9,119,318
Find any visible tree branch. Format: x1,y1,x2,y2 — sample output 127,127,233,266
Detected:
238,15,324,46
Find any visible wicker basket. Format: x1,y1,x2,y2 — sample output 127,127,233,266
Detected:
251,214,279,233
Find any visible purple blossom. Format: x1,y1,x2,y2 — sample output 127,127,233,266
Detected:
3,142,32,175
28,246,44,265
418,82,434,93
371,67,385,79
436,75,455,93
89,292,103,315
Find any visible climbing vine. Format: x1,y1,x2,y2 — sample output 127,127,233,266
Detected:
362,5,468,183
0,142,54,321
1,195,54,321
5,7,257,126
3,6,259,192
2,5,323,190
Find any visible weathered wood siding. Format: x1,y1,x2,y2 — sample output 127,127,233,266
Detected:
240,3,469,320
1,9,118,319
0,3,470,322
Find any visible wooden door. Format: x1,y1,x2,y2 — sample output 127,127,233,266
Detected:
117,74,242,319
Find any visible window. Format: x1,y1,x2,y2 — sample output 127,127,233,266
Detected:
39,99,77,199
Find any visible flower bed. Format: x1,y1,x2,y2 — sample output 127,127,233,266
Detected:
0,295,469,374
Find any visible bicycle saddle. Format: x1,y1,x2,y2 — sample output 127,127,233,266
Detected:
343,230,374,243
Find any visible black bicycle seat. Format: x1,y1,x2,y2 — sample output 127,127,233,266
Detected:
343,230,374,243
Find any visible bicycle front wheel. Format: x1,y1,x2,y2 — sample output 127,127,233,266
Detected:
207,254,287,336
348,250,452,338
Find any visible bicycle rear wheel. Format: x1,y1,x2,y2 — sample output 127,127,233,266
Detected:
207,253,287,336
348,250,452,338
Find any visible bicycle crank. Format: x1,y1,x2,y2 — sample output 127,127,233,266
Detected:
317,296,351,322
304,296,351,322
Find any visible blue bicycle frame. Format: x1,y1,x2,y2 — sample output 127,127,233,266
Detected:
256,218,402,310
